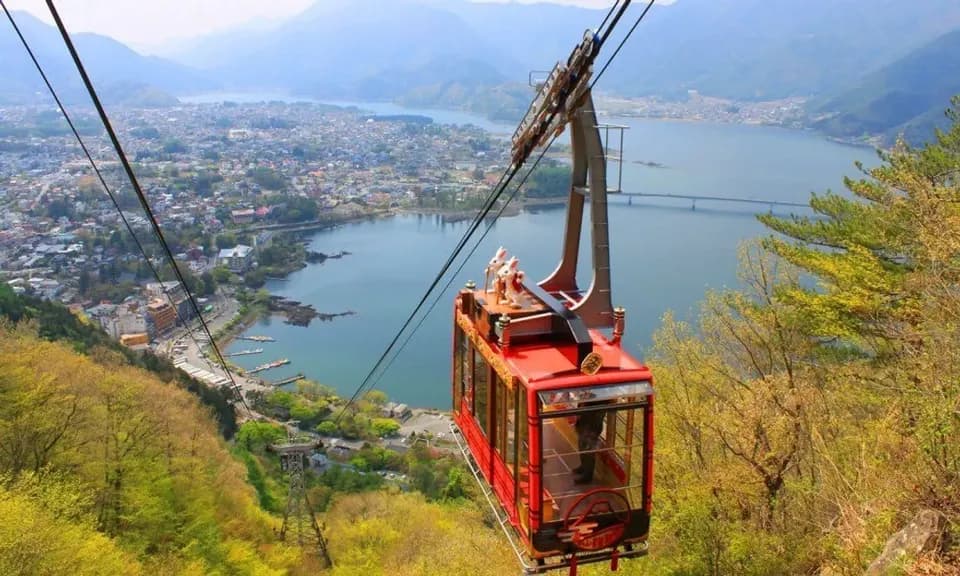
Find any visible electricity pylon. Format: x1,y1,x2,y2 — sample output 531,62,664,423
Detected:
271,422,332,567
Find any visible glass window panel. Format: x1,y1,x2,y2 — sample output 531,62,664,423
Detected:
495,376,506,456
453,329,463,411
506,383,516,470
463,341,473,412
517,387,529,534
538,381,653,412
473,349,488,433
539,405,647,520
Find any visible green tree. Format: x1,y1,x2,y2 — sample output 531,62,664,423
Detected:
316,421,338,436
234,421,285,453
523,164,571,198
370,418,400,438
200,271,217,296
211,266,234,285
642,97,960,575
216,232,237,249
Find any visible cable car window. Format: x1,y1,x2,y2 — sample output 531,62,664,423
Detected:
614,408,645,507
494,376,516,473
506,381,516,471
463,342,474,412
453,328,464,411
495,376,506,458
538,381,653,413
517,387,529,535
473,348,489,433
453,327,472,411
539,400,648,524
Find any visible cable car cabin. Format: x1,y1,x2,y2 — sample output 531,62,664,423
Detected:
451,279,654,574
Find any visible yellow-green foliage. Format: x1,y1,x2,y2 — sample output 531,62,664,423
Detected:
0,323,301,575
0,478,139,575
636,99,960,576
324,491,517,576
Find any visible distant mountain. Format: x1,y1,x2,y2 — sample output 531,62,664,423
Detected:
810,28,960,145
178,0,513,98
0,11,213,106
594,0,960,100
6,0,960,123
171,0,960,107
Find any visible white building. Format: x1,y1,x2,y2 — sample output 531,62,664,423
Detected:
217,245,254,273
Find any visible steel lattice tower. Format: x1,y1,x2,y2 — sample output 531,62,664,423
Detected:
272,423,332,567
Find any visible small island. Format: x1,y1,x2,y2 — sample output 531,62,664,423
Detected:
268,295,356,327
633,159,667,168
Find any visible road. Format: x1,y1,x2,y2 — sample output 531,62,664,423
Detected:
158,292,269,403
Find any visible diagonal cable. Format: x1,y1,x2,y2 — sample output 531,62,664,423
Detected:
1,2,219,385
42,0,250,411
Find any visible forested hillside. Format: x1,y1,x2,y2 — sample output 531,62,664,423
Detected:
633,99,960,575
0,292,518,575
0,324,301,574
0,284,238,438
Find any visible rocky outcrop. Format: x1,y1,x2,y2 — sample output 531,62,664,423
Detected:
267,295,356,327
865,510,949,575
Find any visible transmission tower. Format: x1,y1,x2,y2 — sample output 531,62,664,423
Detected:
271,422,332,567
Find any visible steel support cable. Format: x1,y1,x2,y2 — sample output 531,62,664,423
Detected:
369,134,559,392
423,167,513,299
336,157,529,422
337,0,644,419
595,0,633,49
1,1,205,352
362,3,650,392
333,146,527,422
43,0,250,411
595,1,626,46
366,2,661,391
591,0,656,90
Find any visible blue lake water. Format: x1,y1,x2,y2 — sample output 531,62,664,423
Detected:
227,104,879,408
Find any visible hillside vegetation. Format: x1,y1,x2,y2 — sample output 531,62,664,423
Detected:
0,323,302,574
0,298,518,575
627,99,960,575
0,284,238,438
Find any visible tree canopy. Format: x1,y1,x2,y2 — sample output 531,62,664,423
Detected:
639,97,960,575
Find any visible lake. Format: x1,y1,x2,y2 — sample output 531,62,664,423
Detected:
226,102,878,408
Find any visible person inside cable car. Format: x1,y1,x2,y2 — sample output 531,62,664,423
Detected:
573,403,605,484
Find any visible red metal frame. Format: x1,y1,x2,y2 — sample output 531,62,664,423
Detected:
451,300,655,565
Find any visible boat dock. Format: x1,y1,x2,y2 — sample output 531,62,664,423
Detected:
225,348,264,357
247,358,290,375
271,373,306,387
237,335,276,343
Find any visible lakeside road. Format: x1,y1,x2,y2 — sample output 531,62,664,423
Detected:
159,294,271,402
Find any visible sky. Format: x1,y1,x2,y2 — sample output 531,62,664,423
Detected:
3,0,671,54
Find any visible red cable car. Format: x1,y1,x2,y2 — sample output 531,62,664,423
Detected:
450,82,654,574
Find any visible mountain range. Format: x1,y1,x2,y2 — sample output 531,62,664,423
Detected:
811,28,960,144
4,0,960,142
0,11,211,106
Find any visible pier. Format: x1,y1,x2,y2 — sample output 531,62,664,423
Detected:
271,373,306,387
237,335,276,343
247,358,291,375
225,348,263,357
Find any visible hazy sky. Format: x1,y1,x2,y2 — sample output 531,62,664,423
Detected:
4,0,662,54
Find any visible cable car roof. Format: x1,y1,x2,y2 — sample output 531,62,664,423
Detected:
502,329,653,389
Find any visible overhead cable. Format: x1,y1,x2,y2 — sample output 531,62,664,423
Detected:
42,0,250,411
1,1,223,390
337,0,646,419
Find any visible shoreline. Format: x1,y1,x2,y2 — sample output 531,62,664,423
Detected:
167,94,886,151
